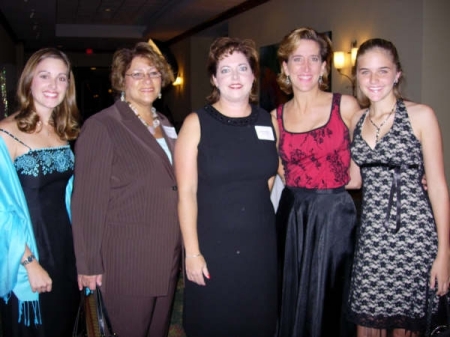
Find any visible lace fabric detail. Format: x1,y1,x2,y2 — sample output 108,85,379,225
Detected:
204,104,259,126
14,146,74,176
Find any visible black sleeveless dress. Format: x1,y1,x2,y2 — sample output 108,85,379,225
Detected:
183,104,278,337
0,134,79,337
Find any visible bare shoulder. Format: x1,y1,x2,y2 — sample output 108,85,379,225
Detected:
0,113,21,158
0,114,20,140
180,112,200,130
339,94,361,126
177,112,201,144
340,94,360,113
403,100,436,124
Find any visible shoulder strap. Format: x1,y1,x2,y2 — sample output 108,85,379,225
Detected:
276,104,285,133
0,128,32,150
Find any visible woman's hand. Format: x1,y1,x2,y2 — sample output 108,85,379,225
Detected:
430,252,450,296
185,254,210,286
78,274,103,291
25,262,52,293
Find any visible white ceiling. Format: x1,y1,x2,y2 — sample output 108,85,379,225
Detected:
0,0,268,52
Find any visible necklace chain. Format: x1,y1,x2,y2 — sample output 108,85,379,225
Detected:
126,101,160,135
368,101,397,144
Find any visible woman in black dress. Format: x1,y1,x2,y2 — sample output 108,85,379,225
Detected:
0,48,80,337
175,37,279,337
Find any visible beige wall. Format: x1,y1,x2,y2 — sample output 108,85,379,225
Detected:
225,0,450,185
422,0,450,183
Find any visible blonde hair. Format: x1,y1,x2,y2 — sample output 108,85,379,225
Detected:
277,27,332,94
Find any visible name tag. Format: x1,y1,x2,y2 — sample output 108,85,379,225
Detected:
162,126,177,139
255,125,275,141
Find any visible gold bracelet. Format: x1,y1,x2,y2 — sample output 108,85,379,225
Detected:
186,253,202,258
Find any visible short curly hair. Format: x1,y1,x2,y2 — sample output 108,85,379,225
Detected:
110,42,174,92
206,37,259,104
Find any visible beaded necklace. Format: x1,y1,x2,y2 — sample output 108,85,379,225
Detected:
127,101,160,135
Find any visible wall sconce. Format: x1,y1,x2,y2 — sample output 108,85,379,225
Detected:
333,40,358,95
173,76,183,86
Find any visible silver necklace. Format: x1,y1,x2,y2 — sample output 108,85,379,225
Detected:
37,121,50,136
368,101,396,144
127,102,160,135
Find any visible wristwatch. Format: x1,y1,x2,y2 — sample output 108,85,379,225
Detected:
21,254,36,266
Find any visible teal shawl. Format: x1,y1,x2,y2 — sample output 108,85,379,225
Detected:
0,137,73,326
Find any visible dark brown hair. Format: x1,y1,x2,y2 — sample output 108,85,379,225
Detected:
110,42,174,92
206,37,259,104
15,48,80,141
354,38,403,108
277,27,332,94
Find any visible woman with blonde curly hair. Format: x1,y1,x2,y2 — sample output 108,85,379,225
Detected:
0,47,80,337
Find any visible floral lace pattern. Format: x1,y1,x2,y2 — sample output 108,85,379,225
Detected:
14,146,74,176
277,93,351,189
348,99,437,331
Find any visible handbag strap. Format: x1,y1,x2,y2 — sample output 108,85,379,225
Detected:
426,288,450,336
95,287,117,336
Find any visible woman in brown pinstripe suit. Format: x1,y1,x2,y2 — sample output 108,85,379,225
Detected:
71,42,181,337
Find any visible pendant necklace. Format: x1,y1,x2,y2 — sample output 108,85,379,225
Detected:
127,102,160,135
37,121,50,136
368,101,397,144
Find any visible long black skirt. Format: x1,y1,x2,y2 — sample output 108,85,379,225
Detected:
276,186,357,337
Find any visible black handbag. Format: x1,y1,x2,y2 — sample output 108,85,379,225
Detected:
72,287,118,337
426,290,450,337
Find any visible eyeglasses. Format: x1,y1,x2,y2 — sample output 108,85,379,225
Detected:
125,71,162,80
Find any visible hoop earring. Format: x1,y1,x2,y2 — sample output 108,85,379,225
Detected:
318,75,323,85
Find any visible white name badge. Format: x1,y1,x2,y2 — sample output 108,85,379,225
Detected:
162,126,178,139
255,125,275,141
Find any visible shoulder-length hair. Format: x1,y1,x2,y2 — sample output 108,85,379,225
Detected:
110,41,174,93
15,48,80,141
206,37,259,104
277,27,332,94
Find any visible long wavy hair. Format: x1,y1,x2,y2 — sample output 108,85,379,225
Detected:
354,38,404,108
277,27,332,94
15,48,80,141
206,37,259,104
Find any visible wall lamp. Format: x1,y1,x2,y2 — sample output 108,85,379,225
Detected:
173,76,183,86
333,40,358,95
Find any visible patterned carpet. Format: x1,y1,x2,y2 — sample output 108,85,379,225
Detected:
168,275,187,337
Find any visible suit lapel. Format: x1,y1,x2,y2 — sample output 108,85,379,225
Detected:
114,101,176,179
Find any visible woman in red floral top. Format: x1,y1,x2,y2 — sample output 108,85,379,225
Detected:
271,27,361,337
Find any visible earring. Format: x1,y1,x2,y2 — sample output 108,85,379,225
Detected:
394,80,398,86
285,76,291,85
120,91,125,102
158,92,162,99
318,75,323,85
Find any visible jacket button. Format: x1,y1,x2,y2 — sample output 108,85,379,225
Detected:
172,186,178,191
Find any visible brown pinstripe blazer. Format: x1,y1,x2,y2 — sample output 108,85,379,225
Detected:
71,100,181,297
